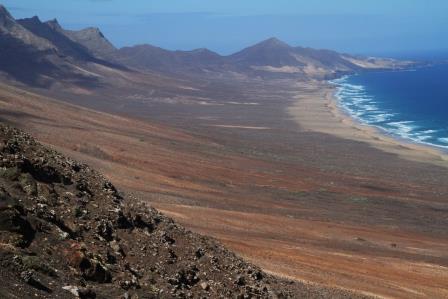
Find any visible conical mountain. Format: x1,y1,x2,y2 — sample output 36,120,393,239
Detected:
228,37,301,67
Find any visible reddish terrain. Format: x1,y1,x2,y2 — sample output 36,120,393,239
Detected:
1,76,448,298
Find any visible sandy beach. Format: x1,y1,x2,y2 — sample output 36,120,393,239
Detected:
288,81,448,168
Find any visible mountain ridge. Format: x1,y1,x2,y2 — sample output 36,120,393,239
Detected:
17,16,95,61
0,5,416,85
112,36,413,78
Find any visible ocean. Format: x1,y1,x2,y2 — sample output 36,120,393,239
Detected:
331,63,448,150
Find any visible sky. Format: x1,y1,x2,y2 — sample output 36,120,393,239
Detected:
3,0,448,56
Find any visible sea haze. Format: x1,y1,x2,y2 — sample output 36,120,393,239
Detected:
332,63,448,149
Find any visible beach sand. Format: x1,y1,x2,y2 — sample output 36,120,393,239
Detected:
288,81,448,168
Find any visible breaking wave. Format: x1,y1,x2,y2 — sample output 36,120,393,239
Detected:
330,76,448,149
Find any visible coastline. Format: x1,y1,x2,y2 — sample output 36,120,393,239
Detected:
288,80,448,168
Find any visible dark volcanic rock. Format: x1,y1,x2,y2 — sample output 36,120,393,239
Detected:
0,124,369,298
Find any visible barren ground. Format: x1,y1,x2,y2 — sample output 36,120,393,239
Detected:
1,74,448,298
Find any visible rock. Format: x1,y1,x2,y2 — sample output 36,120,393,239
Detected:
0,202,35,247
96,219,114,241
78,287,97,299
109,240,124,256
20,270,34,284
63,285,81,297
106,249,117,264
200,282,210,290
169,266,200,288
160,231,175,245
64,243,111,283
63,286,96,299
19,254,57,277
20,269,51,293
37,183,57,202
195,248,205,259
116,210,133,229
83,259,112,283
76,180,91,195
250,270,263,281
235,275,246,286
18,173,37,196
0,166,21,180
122,292,139,299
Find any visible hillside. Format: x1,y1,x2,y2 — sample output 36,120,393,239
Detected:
0,124,368,298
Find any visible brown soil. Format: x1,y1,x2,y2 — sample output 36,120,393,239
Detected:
1,73,448,298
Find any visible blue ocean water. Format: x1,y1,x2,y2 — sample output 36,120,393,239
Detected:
331,64,448,149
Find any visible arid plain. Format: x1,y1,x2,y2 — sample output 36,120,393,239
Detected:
2,71,448,298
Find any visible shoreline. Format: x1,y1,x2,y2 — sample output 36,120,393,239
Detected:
288,80,448,168
331,71,448,153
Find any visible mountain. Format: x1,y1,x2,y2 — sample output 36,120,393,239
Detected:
0,4,415,86
0,5,124,87
17,17,94,61
112,38,355,78
0,5,62,86
113,44,224,74
61,27,116,59
112,37,412,79
227,37,362,78
0,5,54,51
18,17,124,69
229,37,304,67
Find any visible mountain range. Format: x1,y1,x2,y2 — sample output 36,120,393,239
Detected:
0,4,414,86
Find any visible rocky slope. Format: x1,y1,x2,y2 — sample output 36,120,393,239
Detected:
60,26,117,59
0,5,60,86
0,5,54,51
0,124,369,298
17,17,96,61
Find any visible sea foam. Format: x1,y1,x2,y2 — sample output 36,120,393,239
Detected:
330,75,448,150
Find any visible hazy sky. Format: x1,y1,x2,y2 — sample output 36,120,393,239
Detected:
4,0,448,56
